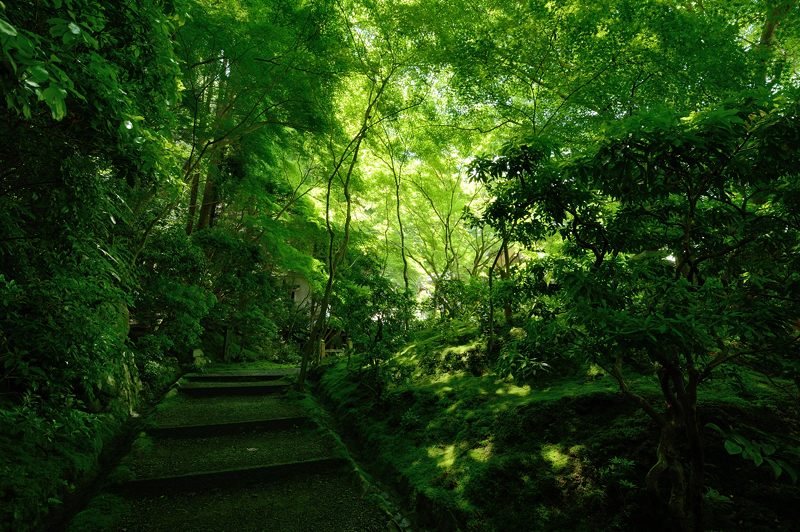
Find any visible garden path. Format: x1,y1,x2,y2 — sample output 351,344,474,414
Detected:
67,365,392,531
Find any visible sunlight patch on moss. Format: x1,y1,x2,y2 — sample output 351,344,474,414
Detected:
442,341,480,356
468,442,493,463
396,344,418,362
541,444,569,470
494,383,531,396
428,444,457,468
569,444,586,455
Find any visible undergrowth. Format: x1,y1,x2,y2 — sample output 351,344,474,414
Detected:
314,325,800,531
0,359,180,531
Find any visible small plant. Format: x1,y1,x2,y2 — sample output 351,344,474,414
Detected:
496,341,551,381
704,487,733,506
399,409,423,432
706,423,798,482
599,456,637,491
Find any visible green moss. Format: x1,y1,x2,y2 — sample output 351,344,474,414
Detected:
315,328,800,531
67,494,126,531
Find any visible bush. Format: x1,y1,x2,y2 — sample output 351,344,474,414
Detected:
495,316,580,382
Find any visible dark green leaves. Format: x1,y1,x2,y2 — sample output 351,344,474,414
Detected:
707,423,799,483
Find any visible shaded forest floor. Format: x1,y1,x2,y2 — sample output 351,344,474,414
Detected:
313,325,800,531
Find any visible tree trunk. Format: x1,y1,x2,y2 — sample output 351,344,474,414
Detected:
645,416,692,531
643,374,704,531
486,242,505,357
501,240,513,323
222,325,232,362
298,74,393,388
185,62,220,235
185,167,201,235
395,169,409,294
755,1,797,84
196,148,221,231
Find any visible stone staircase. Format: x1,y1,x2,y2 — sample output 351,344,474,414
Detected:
67,366,394,531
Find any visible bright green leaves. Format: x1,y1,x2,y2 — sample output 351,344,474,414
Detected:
27,64,49,83
40,85,67,119
48,18,82,43
0,9,93,121
0,16,16,36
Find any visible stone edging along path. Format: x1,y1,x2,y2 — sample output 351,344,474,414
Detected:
66,365,410,532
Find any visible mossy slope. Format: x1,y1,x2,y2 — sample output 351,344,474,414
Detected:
315,327,800,531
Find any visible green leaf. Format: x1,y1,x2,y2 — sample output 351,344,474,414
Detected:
0,18,17,37
68,22,81,35
776,460,798,484
741,447,752,460
41,85,67,120
765,457,783,479
28,65,49,83
724,440,743,455
752,451,763,467
731,433,749,446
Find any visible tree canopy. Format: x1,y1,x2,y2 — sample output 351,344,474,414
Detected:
1,0,799,530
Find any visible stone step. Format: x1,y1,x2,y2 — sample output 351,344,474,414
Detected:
178,380,291,396
183,368,298,382
150,394,308,427
72,468,388,531
120,426,337,480
113,456,349,494
147,416,314,438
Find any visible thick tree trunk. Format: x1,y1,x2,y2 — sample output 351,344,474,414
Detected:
196,149,221,231
643,368,705,531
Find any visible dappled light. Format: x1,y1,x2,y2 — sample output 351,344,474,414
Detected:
541,444,570,470
493,383,531,397
2,0,799,530
427,444,459,469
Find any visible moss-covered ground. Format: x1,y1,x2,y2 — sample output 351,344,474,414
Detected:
315,325,800,531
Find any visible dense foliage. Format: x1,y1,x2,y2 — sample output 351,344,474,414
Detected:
1,0,799,530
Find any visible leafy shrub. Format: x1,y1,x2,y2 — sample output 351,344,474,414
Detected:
426,276,487,323
0,401,121,531
133,226,216,362
495,316,579,382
